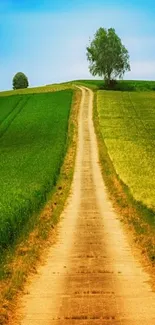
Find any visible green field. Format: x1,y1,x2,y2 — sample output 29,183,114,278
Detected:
1,80,155,249
0,89,73,249
0,95,21,124
97,90,155,223
0,83,73,97
73,79,155,91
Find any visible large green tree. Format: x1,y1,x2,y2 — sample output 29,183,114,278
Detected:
12,72,29,90
86,27,130,86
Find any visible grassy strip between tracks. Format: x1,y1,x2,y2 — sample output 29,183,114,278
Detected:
0,88,81,325
93,91,155,268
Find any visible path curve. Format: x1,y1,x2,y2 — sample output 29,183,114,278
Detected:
18,87,155,325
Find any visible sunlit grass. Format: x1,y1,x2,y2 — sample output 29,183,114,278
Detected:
0,83,74,97
97,90,155,220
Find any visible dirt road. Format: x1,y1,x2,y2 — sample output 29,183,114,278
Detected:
19,87,155,324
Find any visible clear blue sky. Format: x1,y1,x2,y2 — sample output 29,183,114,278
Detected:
0,0,155,90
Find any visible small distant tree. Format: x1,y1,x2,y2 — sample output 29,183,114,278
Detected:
86,27,130,87
12,72,29,90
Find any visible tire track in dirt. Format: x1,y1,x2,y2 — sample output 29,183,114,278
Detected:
18,87,155,325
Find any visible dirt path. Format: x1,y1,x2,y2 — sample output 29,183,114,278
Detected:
18,87,155,325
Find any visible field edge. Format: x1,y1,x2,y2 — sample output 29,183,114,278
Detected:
0,88,81,325
93,90,155,268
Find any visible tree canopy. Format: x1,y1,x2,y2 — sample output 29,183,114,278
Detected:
12,72,29,90
86,27,130,86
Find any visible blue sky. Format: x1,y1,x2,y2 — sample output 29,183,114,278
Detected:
0,0,155,90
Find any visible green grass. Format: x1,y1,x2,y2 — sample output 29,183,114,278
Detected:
0,89,73,250
0,96,30,139
0,83,74,97
97,90,155,225
72,79,155,91
0,95,22,124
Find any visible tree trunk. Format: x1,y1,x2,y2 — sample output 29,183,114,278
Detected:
105,75,111,89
